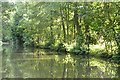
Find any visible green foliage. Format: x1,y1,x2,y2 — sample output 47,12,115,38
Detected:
56,43,66,52
2,2,120,61
44,41,54,49
112,54,120,63
76,32,84,47
89,36,97,45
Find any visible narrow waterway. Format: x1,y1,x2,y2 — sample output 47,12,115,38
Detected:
1,44,120,78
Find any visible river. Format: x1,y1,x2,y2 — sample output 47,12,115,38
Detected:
1,44,120,78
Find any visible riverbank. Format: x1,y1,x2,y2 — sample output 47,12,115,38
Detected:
2,41,120,64
25,43,120,64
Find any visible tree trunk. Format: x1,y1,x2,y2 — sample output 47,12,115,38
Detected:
85,25,90,54
60,5,66,42
66,3,69,38
74,3,80,35
50,10,54,42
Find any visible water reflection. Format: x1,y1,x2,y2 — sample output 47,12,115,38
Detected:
2,45,120,78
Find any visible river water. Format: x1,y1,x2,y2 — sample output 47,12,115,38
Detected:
1,44,120,78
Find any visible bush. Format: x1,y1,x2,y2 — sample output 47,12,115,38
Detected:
111,54,120,63
70,45,87,55
56,43,66,52
44,41,53,49
100,52,113,59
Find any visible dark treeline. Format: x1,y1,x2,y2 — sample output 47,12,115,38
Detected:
2,2,120,63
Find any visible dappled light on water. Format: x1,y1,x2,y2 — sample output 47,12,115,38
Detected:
2,45,120,78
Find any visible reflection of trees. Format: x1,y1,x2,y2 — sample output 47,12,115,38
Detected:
117,66,120,78
76,56,89,78
2,46,12,78
2,45,24,78
2,48,7,78
62,63,66,78
100,61,118,78
62,54,76,78
12,61,23,78
74,58,82,78
76,56,91,78
33,49,40,58
62,63,72,78
62,55,90,78
50,59,54,78
2,46,119,78
85,55,90,78
104,62,112,78
88,58,118,78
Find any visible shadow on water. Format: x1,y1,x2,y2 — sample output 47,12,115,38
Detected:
2,44,120,78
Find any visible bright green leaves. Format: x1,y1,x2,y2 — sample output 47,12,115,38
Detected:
2,2,120,56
